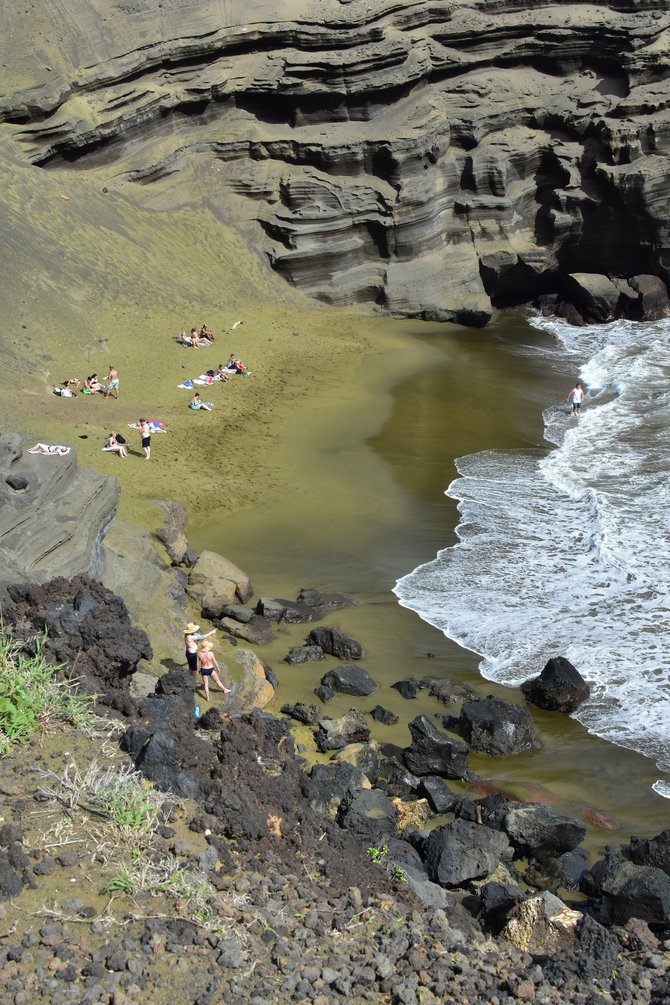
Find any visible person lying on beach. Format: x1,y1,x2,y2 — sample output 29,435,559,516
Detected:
64,377,81,395
28,443,71,455
190,393,213,411
103,431,127,457
177,329,192,346
196,640,232,702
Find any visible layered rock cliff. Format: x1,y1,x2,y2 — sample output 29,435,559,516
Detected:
1,1,669,325
0,433,118,591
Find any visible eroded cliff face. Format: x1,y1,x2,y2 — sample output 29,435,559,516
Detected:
1,0,669,325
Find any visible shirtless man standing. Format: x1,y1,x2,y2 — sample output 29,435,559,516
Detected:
105,366,120,399
138,418,151,460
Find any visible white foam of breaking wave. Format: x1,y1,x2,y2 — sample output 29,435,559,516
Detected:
394,315,670,786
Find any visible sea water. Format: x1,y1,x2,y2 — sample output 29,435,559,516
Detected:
395,314,670,799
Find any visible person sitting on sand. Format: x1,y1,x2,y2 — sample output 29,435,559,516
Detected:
190,392,212,411
28,443,71,455
196,639,232,702
215,363,231,382
228,355,249,375
104,431,127,458
190,327,211,349
85,374,105,394
200,323,215,342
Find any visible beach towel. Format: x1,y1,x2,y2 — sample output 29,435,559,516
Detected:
127,421,167,432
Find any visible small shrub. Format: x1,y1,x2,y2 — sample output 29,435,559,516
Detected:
0,632,92,755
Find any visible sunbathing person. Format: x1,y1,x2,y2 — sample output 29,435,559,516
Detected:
227,354,250,375
190,328,211,348
28,443,71,455
190,393,213,411
104,432,127,457
215,363,231,382
177,329,192,346
85,374,105,394
63,377,81,395
200,323,215,342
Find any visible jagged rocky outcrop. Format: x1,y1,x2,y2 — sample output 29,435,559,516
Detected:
0,433,118,594
2,2,670,325
5,574,151,715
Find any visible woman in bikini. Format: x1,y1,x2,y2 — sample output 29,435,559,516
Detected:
196,640,232,702
28,443,71,455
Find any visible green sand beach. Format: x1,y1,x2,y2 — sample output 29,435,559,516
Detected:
0,132,665,857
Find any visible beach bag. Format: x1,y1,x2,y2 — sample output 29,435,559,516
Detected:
115,434,126,444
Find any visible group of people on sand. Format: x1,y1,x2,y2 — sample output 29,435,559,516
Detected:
60,367,120,399
101,419,151,459
183,623,231,702
178,324,215,348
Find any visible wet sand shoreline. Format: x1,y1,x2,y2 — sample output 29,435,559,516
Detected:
189,311,669,853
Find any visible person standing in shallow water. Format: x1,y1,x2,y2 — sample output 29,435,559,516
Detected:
196,639,232,702
568,381,586,416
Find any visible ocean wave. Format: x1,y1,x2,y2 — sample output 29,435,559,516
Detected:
394,315,670,792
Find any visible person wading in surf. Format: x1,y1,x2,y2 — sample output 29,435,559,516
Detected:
568,381,586,416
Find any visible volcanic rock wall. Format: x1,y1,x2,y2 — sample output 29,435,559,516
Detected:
0,433,119,592
1,0,669,325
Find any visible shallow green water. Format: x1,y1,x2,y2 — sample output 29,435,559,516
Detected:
191,312,668,853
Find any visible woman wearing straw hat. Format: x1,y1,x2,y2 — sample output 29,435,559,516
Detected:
183,622,215,675
196,639,232,702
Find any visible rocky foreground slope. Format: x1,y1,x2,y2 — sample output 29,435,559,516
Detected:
0,435,669,1004
1,0,669,325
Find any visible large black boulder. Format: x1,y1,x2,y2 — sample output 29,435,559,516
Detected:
503,804,587,861
521,657,590,713
320,665,378,696
458,696,538,755
403,716,469,779
255,597,316,623
284,645,324,665
304,762,367,818
424,820,513,888
314,709,371,752
336,788,398,846
588,852,670,927
306,626,366,660
626,828,670,876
